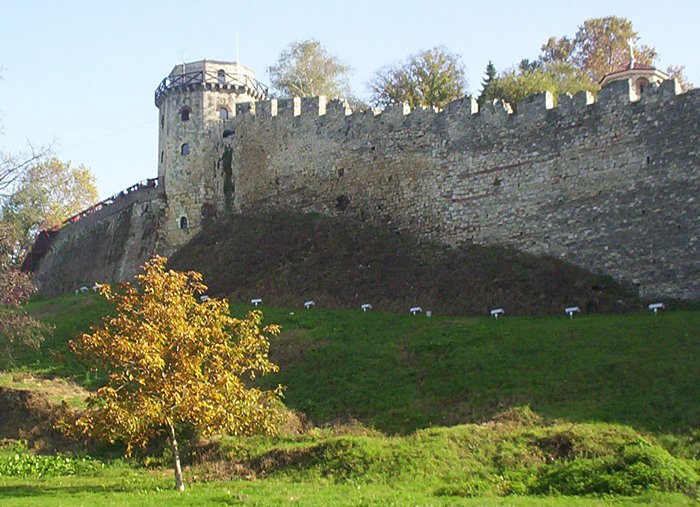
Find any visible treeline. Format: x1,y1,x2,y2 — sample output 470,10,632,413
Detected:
266,16,691,110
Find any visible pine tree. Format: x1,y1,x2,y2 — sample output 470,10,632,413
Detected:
478,61,497,105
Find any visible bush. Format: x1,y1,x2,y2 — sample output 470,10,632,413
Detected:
0,443,100,478
533,440,698,496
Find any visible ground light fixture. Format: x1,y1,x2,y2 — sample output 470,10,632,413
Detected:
565,306,580,319
648,302,665,315
490,308,505,319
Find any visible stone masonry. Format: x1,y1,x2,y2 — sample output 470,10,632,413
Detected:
221,80,698,300
31,60,700,300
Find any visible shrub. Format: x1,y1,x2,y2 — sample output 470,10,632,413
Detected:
0,445,100,478
533,440,698,496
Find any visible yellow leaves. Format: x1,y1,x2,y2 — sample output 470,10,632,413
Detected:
61,255,285,454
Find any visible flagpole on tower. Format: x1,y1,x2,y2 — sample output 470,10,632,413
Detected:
236,32,240,63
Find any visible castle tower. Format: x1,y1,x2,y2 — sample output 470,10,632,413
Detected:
154,59,267,251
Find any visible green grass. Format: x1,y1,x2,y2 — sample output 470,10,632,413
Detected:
1,293,698,505
3,474,696,506
237,304,700,434
11,293,700,434
1,420,699,505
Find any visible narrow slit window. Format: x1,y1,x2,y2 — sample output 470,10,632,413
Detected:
179,216,188,229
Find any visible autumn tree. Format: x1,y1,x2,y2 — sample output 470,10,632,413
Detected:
539,16,690,87
0,223,49,366
1,157,97,260
369,46,467,109
268,39,352,98
62,256,284,491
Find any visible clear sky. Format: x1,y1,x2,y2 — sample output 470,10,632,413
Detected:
1,0,698,199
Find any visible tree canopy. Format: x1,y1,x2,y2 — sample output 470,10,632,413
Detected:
369,46,467,110
539,16,689,88
481,61,597,109
478,61,497,106
0,223,49,366
62,256,284,491
483,16,692,108
540,16,657,83
1,157,97,259
267,39,352,98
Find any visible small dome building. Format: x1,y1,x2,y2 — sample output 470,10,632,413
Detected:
599,44,670,100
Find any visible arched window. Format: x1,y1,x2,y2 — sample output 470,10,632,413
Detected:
217,69,226,84
179,216,188,229
180,107,191,121
219,107,229,120
636,77,650,96
180,143,190,156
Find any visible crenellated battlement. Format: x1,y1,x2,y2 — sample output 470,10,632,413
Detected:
227,78,689,137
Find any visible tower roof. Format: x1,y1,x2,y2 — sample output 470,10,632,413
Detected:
154,59,268,107
599,43,669,87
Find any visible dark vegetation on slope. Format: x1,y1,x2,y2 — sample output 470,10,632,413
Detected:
169,212,641,316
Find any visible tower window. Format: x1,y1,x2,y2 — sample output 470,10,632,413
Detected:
160,115,164,129
180,107,191,121
160,151,164,163
181,143,190,156
217,69,226,84
219,107,229,120
223,129,235,138
179,216,188,229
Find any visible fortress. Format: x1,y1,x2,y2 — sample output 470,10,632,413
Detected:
27,59,700,300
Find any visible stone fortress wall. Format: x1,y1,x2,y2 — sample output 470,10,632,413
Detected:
30,59,700,301
217,80,698,299
32,185,163,295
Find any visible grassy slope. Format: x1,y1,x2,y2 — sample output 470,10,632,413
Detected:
14,293,700,434
1,294,698,505
169,212,642,316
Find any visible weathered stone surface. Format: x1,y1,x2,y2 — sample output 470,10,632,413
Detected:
33,186,163,296
220,81,698,300
33,61,700,301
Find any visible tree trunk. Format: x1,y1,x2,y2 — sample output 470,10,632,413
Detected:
168,423,185,492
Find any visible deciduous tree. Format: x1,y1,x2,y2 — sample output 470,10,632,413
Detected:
1,158,97,260
369,46,467,109
482,62,597,109
268,39,352,98
61,256,284,491
539,16,690,87
0,224,49,366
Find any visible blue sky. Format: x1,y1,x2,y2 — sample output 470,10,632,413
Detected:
1,0,698,199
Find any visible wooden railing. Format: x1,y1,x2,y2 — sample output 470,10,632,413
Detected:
62,178,159,227
154,69,268,106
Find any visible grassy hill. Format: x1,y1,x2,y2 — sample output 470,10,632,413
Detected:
169,212,642,316
1,294,698,504
11,293,699,435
